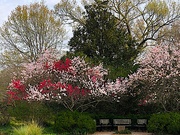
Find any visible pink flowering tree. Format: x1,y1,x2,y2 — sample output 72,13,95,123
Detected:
7,50,127,111
127,42,180,111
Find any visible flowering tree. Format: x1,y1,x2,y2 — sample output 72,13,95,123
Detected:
7,50,127,111
128,42,180,111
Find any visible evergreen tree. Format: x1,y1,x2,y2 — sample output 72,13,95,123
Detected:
68,1,139,79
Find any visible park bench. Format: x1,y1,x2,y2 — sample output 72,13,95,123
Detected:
133,119,147,131
96,118,147,131
113,119,131,131
96,119,112,131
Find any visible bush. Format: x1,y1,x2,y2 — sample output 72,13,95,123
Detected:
166,112,180,135
54,111,75,133
13,121,43,135
8,101,54,125
0,103,10,126
0,113,9,126
147,112,180,135
54,111,96,134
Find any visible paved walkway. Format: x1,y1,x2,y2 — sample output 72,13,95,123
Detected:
91,132,152,135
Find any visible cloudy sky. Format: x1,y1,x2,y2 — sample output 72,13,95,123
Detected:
0,0,60,26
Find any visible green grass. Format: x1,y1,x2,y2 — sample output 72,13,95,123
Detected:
0,124,57,135
13,122,43,135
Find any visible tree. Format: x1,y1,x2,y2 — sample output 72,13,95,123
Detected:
68,1,139,78
7,50,127,112
158,20,180,44
55,0,180,47
54,0,86,27
127,42,180,112
0,68,17,99
0,2,66,66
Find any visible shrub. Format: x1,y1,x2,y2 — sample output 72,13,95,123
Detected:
166,112,180,135
13,121,43,135
147,112,180,135
75,112,96,134
8,101,53,125
0,125,13,135
54,111,96,134
0,113,9,126
54,111,75,133
0,103,10,126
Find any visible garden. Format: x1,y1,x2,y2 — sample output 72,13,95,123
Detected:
0,44,179,135
0,0,179,135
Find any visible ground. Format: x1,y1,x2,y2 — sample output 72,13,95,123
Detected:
91,132,152,135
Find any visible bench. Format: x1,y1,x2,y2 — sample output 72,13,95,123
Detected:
113,119,131,126
95,118,147,131
113,119,131,131
137,119,147,125
133,119,147,131
96,119,112,131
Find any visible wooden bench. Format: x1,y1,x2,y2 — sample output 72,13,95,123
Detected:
133,119,147,131
96,119,112,131
113,119,131,131
96,118,147,131
137,119,147,125
113,119,131,126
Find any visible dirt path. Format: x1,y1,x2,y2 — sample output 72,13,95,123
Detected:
91,132,152,135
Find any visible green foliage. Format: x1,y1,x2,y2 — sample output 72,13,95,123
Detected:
0,125,13,135
8,101,54,125
68,1,139,78
54,111,96,134
146,0,169,17
87,98,156,117
0,102,10,126
13,121,43,135
147,112,180,135
54,111,75,133
166,113,180,135
0,113,9,126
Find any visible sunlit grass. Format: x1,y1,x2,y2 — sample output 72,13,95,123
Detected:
0,124,57,135
13,121,43,135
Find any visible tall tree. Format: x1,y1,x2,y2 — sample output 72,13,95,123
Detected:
157,20,180,44
0,2,66,66
68,1,139,78
55,0,180,47
54,0,86,27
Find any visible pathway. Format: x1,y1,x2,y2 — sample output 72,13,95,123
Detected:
91,132,152,135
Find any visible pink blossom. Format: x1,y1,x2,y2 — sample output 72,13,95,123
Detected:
7,50,127,111
127,42,180,110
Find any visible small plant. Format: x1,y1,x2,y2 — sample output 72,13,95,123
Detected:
13,121,43,135
114,129,131,134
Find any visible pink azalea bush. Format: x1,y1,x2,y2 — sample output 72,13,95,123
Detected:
127,43,180,111
7,50,127,111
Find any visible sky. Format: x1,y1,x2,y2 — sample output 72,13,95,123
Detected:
0,0,60,26
0,0,75,50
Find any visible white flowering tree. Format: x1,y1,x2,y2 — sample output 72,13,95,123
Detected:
127,42,180,111
7,50,127,111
